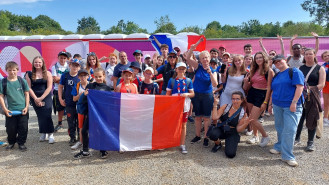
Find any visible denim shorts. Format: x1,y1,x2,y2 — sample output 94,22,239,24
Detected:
191,92,214,117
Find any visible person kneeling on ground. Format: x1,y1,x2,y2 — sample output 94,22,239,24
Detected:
208,91,252,158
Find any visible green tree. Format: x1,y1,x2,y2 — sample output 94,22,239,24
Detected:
77,16,100,34
240,19,262,36
154,15,177,34
179,26,203,34
301,0,329,25
0,12,10,31
103,20,147,34
221,25,247,38
203,28,222,38
206,21,221,30
33,15,63,31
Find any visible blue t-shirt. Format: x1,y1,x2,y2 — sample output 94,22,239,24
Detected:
193,64,213,93
113,62,131,78
60,72,80,107
210,66,221,73
271,68,305,108
322,62,329,82
167,77,193,95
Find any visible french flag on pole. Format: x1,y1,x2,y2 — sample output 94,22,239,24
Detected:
87,90,184,152
149,33,206,54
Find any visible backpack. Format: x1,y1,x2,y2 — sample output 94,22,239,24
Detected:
0,77,27,115
273,68,293,80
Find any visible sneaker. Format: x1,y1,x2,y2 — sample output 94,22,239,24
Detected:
18,144,27,151
203,138,209,147
294,140,301,146
5,144,15,150
39,133,46,142
190,136,201,144
259,136,270,147
265,111,270,116
74,150,91,159
181,145,188,154
247,136,259,144
269,148,280,154
246,130,253,136
188,116,195,123
282,159,298,167
69,138,77,146
0,141,8,147
258,117,264,123
100,151,108,159
48,135,55,144
211,143,222,153
54,124,63,132
305,141,315,152
71,141,82,150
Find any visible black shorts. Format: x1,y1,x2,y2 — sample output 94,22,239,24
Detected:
247,87,266,108
53,90,65,112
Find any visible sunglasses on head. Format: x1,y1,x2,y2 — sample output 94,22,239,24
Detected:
168,55,177,59
87,52,96,56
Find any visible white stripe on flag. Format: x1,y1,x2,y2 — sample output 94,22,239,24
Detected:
119,94,155,151
168,35,188,53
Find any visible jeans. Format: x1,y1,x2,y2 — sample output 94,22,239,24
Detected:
161,90,166,95
273,104,302,161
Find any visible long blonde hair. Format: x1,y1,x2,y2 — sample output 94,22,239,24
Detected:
228,55,247,76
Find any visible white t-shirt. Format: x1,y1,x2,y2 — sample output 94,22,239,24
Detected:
288,55,304,68
101,62,116,88
51,62,69,90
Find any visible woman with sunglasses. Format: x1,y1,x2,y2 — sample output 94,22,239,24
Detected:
86,52,101,80
186,38,218,147
209,91,252,158
154,51,178,95
268,55,304,167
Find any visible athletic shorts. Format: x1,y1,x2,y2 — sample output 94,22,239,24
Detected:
182,112,188,123
323,81,329,94
191,92,214,117
53,90,65,112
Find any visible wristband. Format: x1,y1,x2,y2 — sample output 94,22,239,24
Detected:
263,101,268,105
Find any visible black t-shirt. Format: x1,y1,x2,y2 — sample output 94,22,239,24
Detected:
299,64,321,86
139,82,159,95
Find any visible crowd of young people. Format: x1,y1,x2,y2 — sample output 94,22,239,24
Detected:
0,32,327,167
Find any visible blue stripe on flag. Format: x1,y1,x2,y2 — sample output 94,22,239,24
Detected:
88,90,121,151
149,35,173,54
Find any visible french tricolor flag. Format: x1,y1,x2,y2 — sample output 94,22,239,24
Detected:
88,90,184,151
149,33,206,54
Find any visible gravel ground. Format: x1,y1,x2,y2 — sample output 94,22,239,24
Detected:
0,107,329,185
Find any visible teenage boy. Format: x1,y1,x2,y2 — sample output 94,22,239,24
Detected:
0,62,30,151
144,54,153,67
58,59,81,145
244,44,253,55
139,67,159,95
133,50,146,78
71,69,89,150
52,51,70,132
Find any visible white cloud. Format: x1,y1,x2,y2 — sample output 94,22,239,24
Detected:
0,0,53,5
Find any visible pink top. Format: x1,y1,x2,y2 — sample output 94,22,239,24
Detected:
251,71,267,89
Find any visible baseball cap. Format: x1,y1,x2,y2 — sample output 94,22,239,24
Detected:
133,50,143,56
122,68,134,74
175,62,187,69
144,54,151,59
58,51,69,58
78,69,89,76
272,55,286,61
69,58,81,66
144,67,154,74
222,52,230,58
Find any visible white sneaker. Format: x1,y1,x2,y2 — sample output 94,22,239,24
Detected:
259,136,270,147
71,141,82,150
181,145,188,154
247,136,259,144
269,148,280,154
48,134,55,144
39,134,46,142
246,130,253,136
323,118,329,127
282,159,298,167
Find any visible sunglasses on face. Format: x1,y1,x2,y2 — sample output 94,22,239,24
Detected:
168,56,177,59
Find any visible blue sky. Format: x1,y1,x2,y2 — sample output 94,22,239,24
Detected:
0,0,314,33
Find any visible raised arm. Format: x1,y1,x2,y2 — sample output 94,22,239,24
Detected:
259,37,268,56
186,37,204,69
153,36,161,48
311,32,319,54
290,34,298,55
277,34,285,56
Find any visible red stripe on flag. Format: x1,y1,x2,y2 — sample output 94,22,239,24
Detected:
188,35,206,51
152,95,184,150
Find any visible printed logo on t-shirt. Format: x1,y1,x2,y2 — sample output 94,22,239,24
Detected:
68,79,74,86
